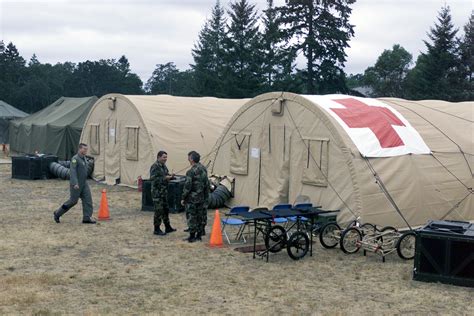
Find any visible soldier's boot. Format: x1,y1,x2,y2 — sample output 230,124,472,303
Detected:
200,227,206,236
154,226,166,236
53,205,68,223
82,218,97,224
53,210,61,223
195,232,202,242
165,223,176,233
183,227,190,232
184,232,197,243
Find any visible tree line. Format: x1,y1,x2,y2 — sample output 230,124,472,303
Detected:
0,1,472,114
348,7,473,102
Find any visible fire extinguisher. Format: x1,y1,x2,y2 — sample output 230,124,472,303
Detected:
138,176,143,192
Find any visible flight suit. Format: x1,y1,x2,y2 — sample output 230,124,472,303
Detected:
55,154,93,221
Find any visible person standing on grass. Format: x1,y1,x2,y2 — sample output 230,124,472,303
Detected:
53,143,96,224
181,151,209,243
150,150,176,236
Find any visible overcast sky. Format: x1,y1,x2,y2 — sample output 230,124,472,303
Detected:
0,0,472,83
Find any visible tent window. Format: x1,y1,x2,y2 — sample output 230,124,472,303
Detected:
301,138,329,187
125,126,139,161
230,131,251,175
89,124,100,155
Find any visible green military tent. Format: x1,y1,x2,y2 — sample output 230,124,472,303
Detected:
0,100,28,144
9,96,97,160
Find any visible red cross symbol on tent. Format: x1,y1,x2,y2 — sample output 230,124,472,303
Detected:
331,98,405,148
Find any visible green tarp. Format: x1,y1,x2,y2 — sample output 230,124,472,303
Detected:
0,100,28,144
9,96,97,160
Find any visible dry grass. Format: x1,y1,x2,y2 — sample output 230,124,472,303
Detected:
0,162,473,315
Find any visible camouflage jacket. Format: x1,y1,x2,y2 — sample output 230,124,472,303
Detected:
150,161,169,201
182,162,210,204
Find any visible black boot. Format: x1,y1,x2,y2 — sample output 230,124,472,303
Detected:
184,232,197,243
165,224,176,233
195,232,202,242
53,205,68,223
53,211,60,223
82,218,97,224
154,227,166,236
183,227,190,232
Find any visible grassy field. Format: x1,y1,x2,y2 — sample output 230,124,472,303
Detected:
0,160,473,315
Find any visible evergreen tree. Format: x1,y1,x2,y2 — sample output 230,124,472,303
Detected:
173,70,199,97
279,0,355,94
405,6,461,101
458,11,474,100
114,55,143,94
64,57,143,97
191,0,227,97
28,54,40,66
0,42,27,111
145,62,180,95
223,0,264,98
261,0,297,92
117,55,131,74
363,44,412,97
20,54,52,112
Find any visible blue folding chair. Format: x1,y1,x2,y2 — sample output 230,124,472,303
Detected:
288,203,313,223
271,204,291,225
221,206,250,244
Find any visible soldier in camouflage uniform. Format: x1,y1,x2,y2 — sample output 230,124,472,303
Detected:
181,151,210,242
150,150,176,236
53,143,96,224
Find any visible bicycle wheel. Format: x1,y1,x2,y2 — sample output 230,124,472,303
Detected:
340,227,362,254
360,223,376,236
264,225,287,253
396,231,416,260
380,226,398,233
319,222,341,249
287,231,309,260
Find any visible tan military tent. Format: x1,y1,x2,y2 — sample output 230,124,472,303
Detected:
80,94,248,186
209,92,473,228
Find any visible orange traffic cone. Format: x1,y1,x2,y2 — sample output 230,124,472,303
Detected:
97,189,110,221
209,209,223,247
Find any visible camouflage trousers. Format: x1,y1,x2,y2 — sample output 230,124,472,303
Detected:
186,205,207,233
186,203,206,235
153,199,170,228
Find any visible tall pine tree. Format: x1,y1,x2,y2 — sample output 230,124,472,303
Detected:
261,0,297,92
279,0,355,94
223,0,263,98
191,0,227,97
405,6,461,101
459,11,474,100
0,42,27,111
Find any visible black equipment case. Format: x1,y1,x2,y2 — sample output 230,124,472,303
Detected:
413,220,474,287
12,155,58,180
141,176,186,213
